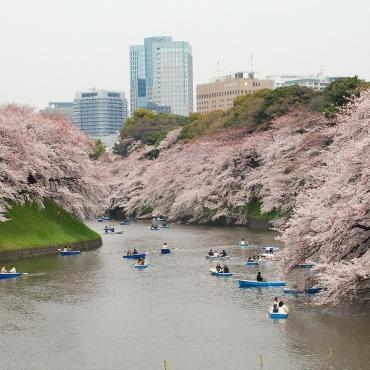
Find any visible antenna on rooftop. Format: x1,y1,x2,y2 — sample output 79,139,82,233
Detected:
249,55,255,79
217,60,220,77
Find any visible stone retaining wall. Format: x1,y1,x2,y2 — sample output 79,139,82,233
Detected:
0,238,102,262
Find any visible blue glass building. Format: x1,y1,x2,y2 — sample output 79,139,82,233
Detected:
129,45,147,113
130,36,193,116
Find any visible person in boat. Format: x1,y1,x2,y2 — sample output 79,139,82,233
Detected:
240,238,246,244
248,256,254,262
111,225,115,232
278,301,289,314
162,242,169,249
137,257,145,265
1,266,7,273
256,272,264,282
9,267,16,273
63,247,68,251
216,263,222,272
220,250,228,257
104,225,108,233
269,247,274,254
133,248,138,255
223,265,230,273
208,249,214,256
272,304,279,313
73,246,78,251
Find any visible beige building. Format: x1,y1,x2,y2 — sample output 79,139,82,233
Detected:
196,72,272,114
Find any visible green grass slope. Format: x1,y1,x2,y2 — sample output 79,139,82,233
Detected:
0,199,100,252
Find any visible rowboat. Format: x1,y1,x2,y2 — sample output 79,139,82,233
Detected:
161,248,171,254
149,227,160,231
269,312,288,319
210,269,233,277
58,249,81,256
283,287,322,294
238,280,286,288
119,220,130,225
294,261,315,268
205,254,230,260
0,272,21,279
133,263,148,269
262,246,280,252
122,253,146,259
245,260,259,266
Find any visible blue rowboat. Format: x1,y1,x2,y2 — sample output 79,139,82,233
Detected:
205,254,231,260
210,270,233,277
123,253,146,259
245,261,259,266
59,250,81,256
238,280,286,288
97,218,104,222
161,248,171,254
283,287,322,294
269,312,288,319
294,262,315,268
133,264,148,269
0,272,21,279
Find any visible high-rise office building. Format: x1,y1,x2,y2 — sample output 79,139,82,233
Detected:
130,36,193,116
41,102,74,121
130,45,147,113
73,89,128,138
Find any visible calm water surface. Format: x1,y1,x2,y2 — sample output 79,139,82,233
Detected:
1,221,369,370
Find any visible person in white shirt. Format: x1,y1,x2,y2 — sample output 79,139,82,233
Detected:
1,266,7,273
9,267,16,273
278,301,289,314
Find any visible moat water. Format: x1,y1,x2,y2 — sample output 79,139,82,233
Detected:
1,221,369,370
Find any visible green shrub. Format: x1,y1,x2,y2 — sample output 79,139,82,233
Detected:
321,76,370,117
141,205,154,215
89,139,106,160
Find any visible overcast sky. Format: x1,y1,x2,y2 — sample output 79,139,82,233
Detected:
0,0,369,109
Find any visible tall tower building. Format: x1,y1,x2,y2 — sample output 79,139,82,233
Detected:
129,36,193,116
130,45,147,114
73,89,128,138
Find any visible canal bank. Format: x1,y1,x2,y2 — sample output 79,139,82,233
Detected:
0,199,102,262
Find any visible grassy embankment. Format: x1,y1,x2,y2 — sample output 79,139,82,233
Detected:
0,199,100,252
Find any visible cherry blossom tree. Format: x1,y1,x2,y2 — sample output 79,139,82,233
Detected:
0,105,107,220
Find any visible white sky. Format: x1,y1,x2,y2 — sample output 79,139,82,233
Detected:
0,0,369,109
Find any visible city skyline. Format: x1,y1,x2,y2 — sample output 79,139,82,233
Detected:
1,0,370,109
